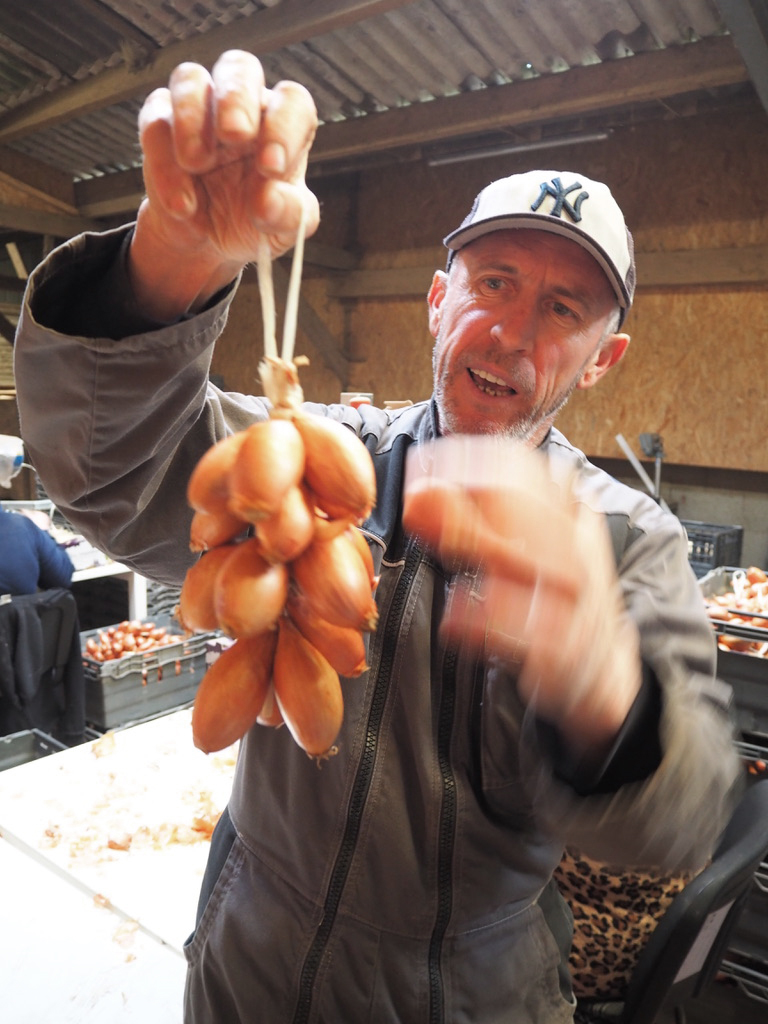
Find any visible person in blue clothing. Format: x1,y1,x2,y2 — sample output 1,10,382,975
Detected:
0,505,73,596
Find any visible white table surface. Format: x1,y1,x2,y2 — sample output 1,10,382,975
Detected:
0,710,239,1022
0,837,187,1024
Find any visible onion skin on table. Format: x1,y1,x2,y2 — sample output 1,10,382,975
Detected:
273,615,344,758
192,631,277,753
227,418,306,523
213,537,289,639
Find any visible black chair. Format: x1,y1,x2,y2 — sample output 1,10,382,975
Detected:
0,587,86,745
576,779,768,1024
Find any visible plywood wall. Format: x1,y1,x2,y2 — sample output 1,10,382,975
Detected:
212,100,768,471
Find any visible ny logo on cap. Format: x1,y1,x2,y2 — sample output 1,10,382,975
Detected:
530,177,588,223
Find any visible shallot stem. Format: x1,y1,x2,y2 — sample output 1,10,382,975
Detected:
257,235,278,361
281,201,308,365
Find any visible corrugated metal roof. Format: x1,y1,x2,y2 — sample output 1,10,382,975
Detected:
0,0,743,184
0,0,762,332
0,0,761,291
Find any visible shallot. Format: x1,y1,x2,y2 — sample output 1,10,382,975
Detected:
291,528,379,633
256,484,315,563
273,615,344,758
189,506,246,552
192,631,277,753
187,432,248,515
183,203,378,758
227,418,305,523
213,537,289,639
293,412,376,522
178,544,239,633
287,586,368,677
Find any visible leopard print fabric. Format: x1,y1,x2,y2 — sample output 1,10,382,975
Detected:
554,848,694,1000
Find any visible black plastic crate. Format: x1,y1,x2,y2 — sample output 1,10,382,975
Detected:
80,615,221,730
71,576,129,631
715,643,768,740
679,519,744,578
0,729,67,771
699,568,768,738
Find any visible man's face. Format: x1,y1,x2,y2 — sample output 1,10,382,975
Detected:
428,229,628,446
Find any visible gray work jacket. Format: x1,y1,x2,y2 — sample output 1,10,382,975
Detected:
13,227,741,1023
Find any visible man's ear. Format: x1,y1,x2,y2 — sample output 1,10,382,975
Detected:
427,270,448,339
577,333,630,390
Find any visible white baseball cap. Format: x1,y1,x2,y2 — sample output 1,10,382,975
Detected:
444,170,635,326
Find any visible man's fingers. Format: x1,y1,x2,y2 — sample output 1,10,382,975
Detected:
165,54,316,184
403,439,639,740
403,475,580,603
441,574,533,660
139,88,197,218
257,79,318,182
211,50,266,144
167,62,219,174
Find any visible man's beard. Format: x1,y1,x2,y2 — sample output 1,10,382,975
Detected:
433,362,578,445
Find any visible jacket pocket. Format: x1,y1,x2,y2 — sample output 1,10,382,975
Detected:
444,900,576,1023
478,658,543,828
183,834,246,967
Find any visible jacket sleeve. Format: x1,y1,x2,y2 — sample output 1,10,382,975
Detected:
13,227,267,587
480,502,743,873
31,522,74,590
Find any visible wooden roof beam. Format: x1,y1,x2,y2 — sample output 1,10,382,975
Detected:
715,0,768,115
69,36,750,221
0,146,78,213
0,0,418,143
310,36,749,162
0,203,99,238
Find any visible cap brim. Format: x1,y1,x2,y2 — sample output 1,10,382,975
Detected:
444,212,631,314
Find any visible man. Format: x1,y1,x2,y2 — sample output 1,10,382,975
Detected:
13,51,739,1024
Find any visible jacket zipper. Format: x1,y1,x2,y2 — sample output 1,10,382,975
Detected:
291,540,423,1024
426,563,477,1024
427,637,459,1024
